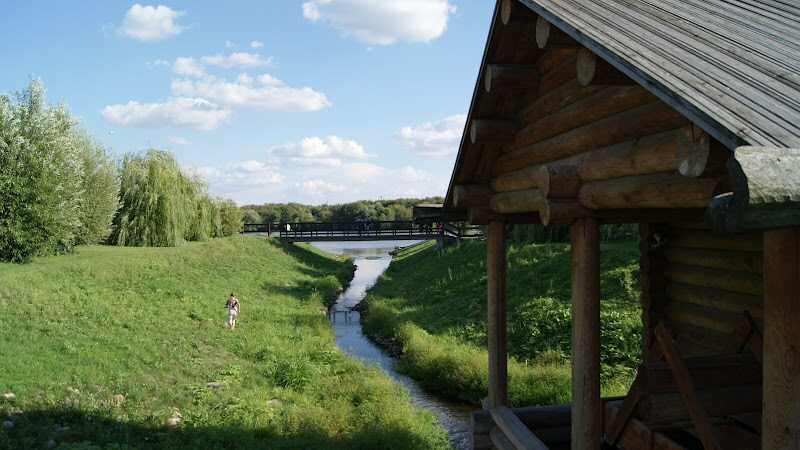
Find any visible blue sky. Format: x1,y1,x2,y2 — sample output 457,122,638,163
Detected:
2,1,494,205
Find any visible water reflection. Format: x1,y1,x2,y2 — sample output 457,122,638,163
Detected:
312,240,475,449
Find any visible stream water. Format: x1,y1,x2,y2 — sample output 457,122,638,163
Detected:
311,240,476,449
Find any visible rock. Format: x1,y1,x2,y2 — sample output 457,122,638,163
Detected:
205,382,224,388
44,439,56,448
66,387,79,395
1,392,14,399
265,399,282,408
53,424,62,431
59,426,70,432
167,410,182,426
2,421,13,430
110,394,125,406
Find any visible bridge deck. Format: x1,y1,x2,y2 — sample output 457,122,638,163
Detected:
242,220,479,242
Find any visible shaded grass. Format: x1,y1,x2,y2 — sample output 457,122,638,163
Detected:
0,236,447,448
361,239,641,407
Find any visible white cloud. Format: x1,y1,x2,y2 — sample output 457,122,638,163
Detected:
119,4,187,42
147,59,170,69
271,136,374,167
172,57,206,78
200,52,272,68
250,40,264,48
296,179,347,196
302,0,456,45
196,160,284,187
101,97,231,131
225,40,235,48
394,114,466,157
171,76,330,111
169,136,191,145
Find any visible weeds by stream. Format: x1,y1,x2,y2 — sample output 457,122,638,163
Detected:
360,239,641,407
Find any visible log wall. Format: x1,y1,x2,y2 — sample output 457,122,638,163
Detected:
640,222,764,360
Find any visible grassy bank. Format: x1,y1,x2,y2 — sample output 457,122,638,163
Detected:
360,239,641,407
0,236,447,449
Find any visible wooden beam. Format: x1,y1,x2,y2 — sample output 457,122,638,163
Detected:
472,403,572,434
487,220,507,409
490,130,680,193
571,216,601,448
490,406,549,450
485,64,540,92
763,227,800,449
535,15,575,48
453,184,493,208
541,199,588,226
603,401,687,450
493,101,685,176
638,353,761,393
577,47,636,86
638,384,762,426
467,206,541,225
500,0,536,25
489,188,544,214
470,119,516,145
489,426,515,450
577,172,721,210
539,165,581,198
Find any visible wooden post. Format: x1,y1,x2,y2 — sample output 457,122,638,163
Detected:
763,228,800,449
487,219,508,408
570,217,601,448
267,222,271,236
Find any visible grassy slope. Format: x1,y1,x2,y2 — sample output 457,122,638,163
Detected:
0,236,447,449
361,239,641,407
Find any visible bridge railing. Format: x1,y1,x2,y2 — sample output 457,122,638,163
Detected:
242,221,484,239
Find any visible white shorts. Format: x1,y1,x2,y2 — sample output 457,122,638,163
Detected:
228,311,238,324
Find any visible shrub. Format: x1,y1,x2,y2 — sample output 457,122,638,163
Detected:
0,77,117,262
218,199,243,236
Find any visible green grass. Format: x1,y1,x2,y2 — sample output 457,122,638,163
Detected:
0,236,448,449
361,239,642,407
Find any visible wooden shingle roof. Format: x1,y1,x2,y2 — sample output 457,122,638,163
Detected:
522,0,800,150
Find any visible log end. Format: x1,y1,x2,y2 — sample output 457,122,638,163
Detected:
470,120,478,144
484,66,493,92
535,16,550,49
577,47,596,86
676,123,711,178
501,0,512,25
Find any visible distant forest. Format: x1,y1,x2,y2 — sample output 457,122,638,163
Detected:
239,197,445,224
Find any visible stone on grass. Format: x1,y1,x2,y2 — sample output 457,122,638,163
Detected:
110,394,125,406
167,410,183,426
2,392,14,399
205,382,225,388
2,420,13,430
44,439,56,448
265,399,283,408
66,387,79,395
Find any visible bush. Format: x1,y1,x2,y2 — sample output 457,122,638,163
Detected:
218,199,243,236
0,77,118,262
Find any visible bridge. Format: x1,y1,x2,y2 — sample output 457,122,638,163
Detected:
242,220,480,243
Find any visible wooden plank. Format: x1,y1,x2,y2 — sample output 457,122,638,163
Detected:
489,426,516,450
638,353,761,393
664,263,763,297
570,216,601,448
487,220,508,408
603,376,642,445
490,406,549,450
639,384,762,425
668,229,762,252
654,321,721,449
664,247,762,273
603,400,687,450
763,227,800,449
662,299,740,334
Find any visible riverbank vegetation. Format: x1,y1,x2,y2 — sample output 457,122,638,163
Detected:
360,239,641,407
0,236,448,448
0,77,242,263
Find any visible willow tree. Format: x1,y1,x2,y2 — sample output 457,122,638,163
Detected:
111,149,200,247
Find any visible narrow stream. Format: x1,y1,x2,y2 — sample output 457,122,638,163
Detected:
311,240,476,449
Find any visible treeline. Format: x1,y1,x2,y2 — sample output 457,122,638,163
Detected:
0,78,241,262
240,197,445,224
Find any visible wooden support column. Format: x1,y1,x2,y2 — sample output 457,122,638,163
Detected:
487,220,508,408
763,227,800,449
571,217,601,448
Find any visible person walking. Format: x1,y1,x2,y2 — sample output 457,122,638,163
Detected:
225,293,240,331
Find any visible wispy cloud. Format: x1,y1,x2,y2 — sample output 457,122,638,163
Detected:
270,136,373,167
394,114,466,157
171,75,330,111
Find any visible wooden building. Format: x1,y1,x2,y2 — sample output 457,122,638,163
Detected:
443,1,800,448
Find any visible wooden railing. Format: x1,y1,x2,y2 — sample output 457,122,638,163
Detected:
242,220,482,240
